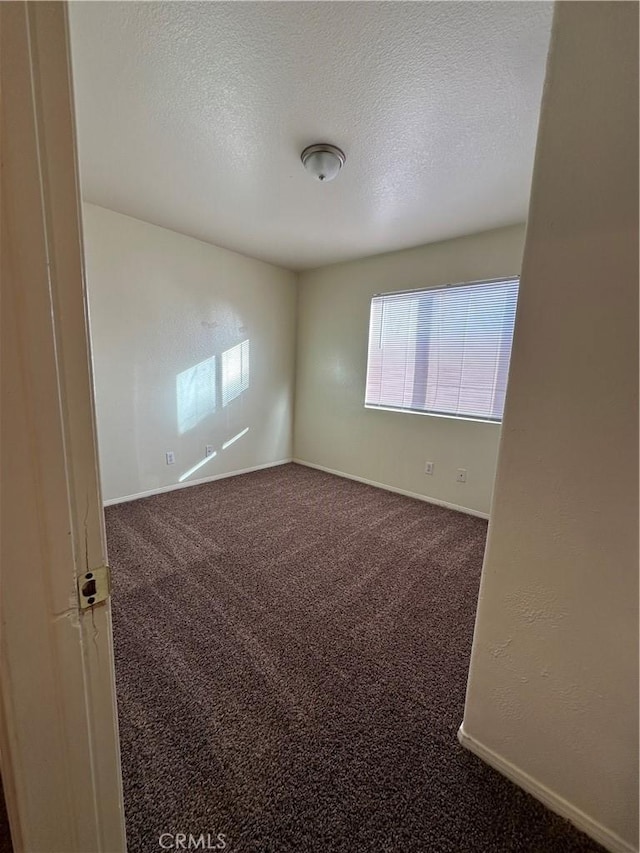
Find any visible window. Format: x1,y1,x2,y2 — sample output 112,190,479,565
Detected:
365,278,519,422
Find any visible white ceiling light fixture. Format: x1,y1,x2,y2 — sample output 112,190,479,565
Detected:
301,143,346,182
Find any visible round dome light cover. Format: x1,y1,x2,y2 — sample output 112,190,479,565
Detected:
301,144,346,182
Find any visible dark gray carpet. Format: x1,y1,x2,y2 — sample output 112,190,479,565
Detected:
105,462,603,853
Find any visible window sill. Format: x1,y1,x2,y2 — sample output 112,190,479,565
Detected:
364,403,502,426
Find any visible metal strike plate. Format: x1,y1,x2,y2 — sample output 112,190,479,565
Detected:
78,565,111,609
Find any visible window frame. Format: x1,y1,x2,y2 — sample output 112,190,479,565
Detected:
363,275,520,425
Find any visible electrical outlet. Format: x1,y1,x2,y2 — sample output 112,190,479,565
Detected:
166,451,175,465
424,461,434,475
205,445,215,457
456,468,467,483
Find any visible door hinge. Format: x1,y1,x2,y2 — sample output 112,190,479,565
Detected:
77,565,111,609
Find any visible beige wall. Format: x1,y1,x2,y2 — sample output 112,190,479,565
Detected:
462,3,638,851
83,203,297,503
293,225,526,516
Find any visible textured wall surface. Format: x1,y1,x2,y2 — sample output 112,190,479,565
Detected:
69,2,551,269
462,3,639,850
293,225,526,516
83,204,296,503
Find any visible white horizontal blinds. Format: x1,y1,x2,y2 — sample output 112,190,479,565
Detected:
365,279,519,421
365,294,421,408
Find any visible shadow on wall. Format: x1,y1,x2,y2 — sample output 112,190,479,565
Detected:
175,338,251,483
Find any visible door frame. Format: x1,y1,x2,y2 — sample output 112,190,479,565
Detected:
1,3,126,850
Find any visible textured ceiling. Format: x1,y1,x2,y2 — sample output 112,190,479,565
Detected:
69,2,552,271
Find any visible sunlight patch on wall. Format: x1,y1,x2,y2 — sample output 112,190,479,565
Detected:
178,451,218,483
222,340,249,407
222,427,249,450
177,355,216,434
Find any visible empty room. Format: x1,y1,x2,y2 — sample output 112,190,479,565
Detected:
1,2,637,853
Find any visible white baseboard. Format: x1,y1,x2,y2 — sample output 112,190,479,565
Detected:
103,459,293,506
457,724,638,853
292,459,489,519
